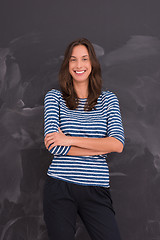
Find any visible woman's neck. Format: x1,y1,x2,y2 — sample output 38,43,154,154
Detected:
73,81,89,99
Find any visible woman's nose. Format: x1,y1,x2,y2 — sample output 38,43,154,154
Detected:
76,60,82,68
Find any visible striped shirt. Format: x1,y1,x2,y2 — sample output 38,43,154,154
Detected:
44,89,124,187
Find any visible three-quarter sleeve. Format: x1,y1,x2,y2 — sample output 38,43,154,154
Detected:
106,93,125,146
44,90,71,155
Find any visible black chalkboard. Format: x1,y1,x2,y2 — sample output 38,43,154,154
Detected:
0,0,160,239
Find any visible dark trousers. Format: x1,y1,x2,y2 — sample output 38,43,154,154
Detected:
43,176,121,240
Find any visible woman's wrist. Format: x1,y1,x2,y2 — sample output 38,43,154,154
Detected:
67,136,75,146
67,136,84,147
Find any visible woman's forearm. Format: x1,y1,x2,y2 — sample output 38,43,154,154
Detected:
45,130,123,154
67,146,108,156
68,136,123,153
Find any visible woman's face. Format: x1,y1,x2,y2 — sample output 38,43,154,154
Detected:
69,45,92,84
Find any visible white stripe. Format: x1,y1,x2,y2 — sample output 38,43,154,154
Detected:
48,168,109,173
55,174,109,179
51,163,108,168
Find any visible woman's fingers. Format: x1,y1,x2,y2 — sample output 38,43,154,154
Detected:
45,140,54,149
44,129,67,150
44,134,55,149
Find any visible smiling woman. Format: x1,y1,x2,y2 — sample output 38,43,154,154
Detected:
59,38,102,111
43,38,125,240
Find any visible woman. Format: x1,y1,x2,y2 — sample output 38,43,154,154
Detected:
43,38,124,240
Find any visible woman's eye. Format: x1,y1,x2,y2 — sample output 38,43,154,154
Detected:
83,58,88,61
70,58,76,62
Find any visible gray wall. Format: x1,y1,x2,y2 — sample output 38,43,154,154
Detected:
0,0,160,239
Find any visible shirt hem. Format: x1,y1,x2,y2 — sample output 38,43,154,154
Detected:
47,173,110,188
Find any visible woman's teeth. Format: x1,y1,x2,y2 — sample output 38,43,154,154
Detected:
75,70,85,74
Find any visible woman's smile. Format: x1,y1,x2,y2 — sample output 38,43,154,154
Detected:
74,70,86,75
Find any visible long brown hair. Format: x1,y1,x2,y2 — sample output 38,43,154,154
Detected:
59,38,102,111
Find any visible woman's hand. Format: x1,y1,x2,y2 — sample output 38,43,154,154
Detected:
44,128,71,150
